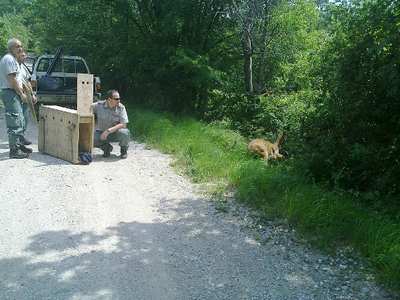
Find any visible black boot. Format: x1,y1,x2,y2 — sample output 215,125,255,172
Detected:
20,136,32,145
19,144,33,153
120,146,128,159
100,143,113,157
9,146,29,159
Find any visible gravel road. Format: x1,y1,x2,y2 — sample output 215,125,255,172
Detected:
0,108,396,300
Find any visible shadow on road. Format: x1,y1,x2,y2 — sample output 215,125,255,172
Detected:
28,152,72,166
0,196,285,300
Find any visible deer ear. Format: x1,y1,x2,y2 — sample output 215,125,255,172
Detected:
276,131,284,145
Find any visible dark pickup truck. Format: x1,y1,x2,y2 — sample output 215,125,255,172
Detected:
30,54,101,105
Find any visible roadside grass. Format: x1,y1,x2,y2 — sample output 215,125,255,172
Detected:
131,108,248,183
128,107,400,291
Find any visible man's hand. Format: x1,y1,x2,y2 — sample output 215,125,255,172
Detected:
22,82,37,104
100,130,110,141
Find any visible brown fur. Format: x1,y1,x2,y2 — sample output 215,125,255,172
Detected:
248,132,284,162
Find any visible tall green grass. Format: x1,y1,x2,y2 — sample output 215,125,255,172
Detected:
131,108,248,183
128,107,400,291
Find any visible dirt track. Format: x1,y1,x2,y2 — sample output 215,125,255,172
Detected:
0,108,394,299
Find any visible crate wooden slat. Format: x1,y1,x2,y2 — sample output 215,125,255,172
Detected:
38,105,94,164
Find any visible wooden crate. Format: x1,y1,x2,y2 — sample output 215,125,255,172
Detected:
38,106,94,164
38,73,95,163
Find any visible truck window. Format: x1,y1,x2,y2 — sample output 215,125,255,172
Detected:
36,58,63,72
76,60,88,73
36,58,49,72
63,59,75,73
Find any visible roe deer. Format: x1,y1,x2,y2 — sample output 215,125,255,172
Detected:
248,132,284,163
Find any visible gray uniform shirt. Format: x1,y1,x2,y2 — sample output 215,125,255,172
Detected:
92,100,129,131
0,53,20,89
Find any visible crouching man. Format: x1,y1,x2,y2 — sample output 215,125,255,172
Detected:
92,90,130,159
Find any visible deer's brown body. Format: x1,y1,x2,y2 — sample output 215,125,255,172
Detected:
248,132,284,162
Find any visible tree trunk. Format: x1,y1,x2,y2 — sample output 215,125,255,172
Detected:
243,25,253,94
256,19,269,93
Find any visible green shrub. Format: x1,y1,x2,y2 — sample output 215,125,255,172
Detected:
302,0,400,200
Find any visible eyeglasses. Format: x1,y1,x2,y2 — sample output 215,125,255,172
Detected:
112,97,120,101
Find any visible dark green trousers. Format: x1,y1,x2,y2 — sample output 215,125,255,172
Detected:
0,89,25,148
94,129,130,148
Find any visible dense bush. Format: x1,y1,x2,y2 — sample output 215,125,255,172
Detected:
302,0,400,200
205,91,264,136
151,49,222,114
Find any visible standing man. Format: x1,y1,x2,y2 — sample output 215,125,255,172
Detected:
0,38,32,159
92,89,130,159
